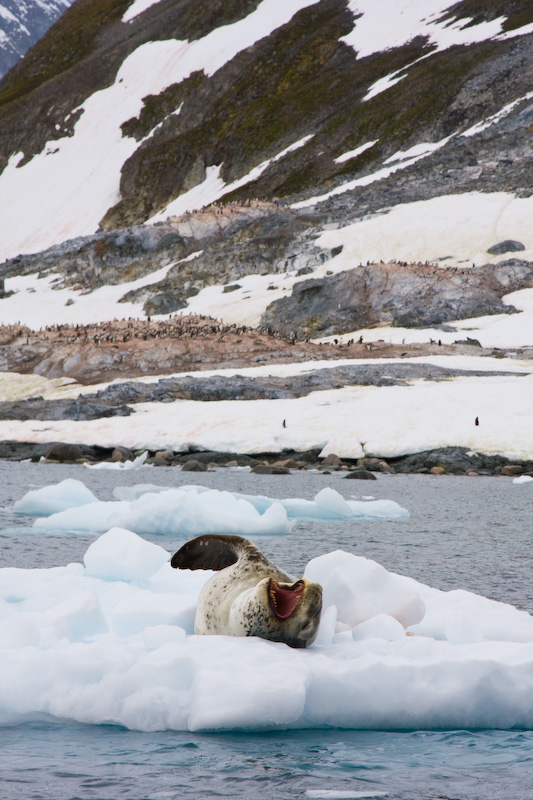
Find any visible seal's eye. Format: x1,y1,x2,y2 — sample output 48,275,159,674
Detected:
268,579,305,620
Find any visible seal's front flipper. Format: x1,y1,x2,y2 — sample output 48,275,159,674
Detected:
170,534,244,571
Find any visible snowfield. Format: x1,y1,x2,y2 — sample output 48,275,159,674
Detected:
0,365,532,461
0,0,532,262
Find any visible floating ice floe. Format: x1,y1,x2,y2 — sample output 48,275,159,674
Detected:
2,526,533,731
83,451,150,470
14,481,409,535
513,475,533,484
240,486,409,521
13,478,97,516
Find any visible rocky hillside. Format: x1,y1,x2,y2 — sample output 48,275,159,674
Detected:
0,0,531,239
0,0,531,339
0,0,73,79
0,0,533,469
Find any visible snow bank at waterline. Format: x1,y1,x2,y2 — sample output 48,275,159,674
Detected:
2,526,533,732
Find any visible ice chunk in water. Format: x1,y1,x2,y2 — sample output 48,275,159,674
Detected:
14,478,97,516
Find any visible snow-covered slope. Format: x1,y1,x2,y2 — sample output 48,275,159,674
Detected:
0,0,73,79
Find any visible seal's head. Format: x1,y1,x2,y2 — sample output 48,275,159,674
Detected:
229,574,322,648
171,534,322,648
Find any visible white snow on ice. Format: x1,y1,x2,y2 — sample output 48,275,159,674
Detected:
122,0,162,22
383,137,454,164
83,451,150,471
3,523,533,731
334,140,378,164
462,92,533,137
292,148,441,209
0,261,176,327
342,0,522,101
315,192,533,268
496,21,533,41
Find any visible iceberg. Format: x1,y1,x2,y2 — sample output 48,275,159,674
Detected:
33,500,130,533
13,478,97,516
2,527,533,732
83,451,150,470
238,485,410,521
18,482,408,535
108,487,291,537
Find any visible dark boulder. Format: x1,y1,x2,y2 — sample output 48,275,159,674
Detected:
45,442,85,462
251,464,290,474
487,240,525,255
181,459,207,472
344,468,377,480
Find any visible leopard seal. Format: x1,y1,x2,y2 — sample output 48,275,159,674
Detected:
170,534,323,648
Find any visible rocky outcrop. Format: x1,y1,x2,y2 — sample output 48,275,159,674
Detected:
0,396,133,421
261,259,533,337
387,447,533,476
0,202,280,287
0,202,333,316
2,315,497,384
0,316,337,383
0,361,524,421
119,207,335,315
87,361,526,403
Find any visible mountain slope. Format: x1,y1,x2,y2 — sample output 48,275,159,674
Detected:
0,0,73,80
0,0,532,261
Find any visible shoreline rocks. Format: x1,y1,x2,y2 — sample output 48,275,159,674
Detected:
1,441,531,477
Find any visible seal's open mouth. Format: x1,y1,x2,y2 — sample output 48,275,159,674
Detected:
268,579,305,620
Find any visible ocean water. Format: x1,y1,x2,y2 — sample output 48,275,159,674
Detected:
1,462,533,800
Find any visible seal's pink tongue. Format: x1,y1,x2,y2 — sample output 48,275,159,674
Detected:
269,580,304,619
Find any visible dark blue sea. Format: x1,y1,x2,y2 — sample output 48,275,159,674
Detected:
1,462,533,800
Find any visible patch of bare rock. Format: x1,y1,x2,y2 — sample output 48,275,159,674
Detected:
261,259,533,338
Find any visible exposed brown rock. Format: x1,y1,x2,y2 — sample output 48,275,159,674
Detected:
0,314,501,385
500,464,524,476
